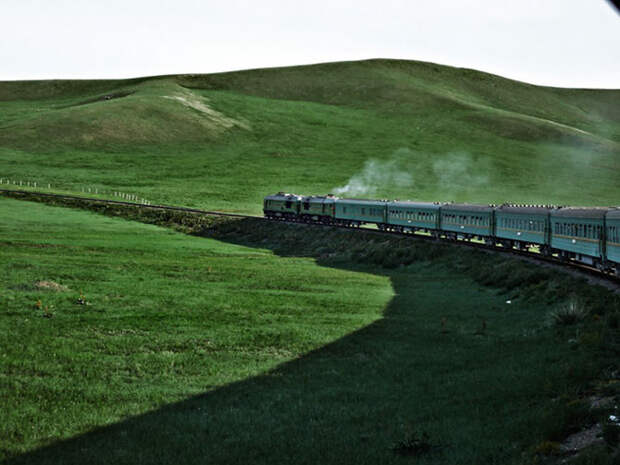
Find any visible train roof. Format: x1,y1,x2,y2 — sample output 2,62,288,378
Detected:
388,201,442,209
335,198,388,206
264,193,302,201
606,208,620,220
551,207,610,219
301,195,337,202
441,203,494,213
495,205,553,215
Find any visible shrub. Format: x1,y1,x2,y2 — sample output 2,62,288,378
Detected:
542,398,594,441
549,298,588,326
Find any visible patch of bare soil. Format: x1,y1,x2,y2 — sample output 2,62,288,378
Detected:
35,280,69,292
560,424,603,456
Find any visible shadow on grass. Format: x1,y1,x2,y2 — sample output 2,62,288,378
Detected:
4,218,599,465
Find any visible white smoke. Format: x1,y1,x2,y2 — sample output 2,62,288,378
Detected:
333,148,414,197
432,151,489,196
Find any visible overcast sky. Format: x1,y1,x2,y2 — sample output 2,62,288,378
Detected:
1,0,619,88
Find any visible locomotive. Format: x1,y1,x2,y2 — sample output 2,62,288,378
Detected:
263,193,620,275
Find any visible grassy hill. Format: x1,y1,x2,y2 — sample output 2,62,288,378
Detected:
1,59,619,212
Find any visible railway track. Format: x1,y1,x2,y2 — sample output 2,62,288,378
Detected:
2,188,619,287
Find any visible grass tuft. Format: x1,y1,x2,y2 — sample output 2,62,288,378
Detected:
549,298,589,326
391,429,440,457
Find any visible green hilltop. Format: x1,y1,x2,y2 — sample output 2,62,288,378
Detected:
1,59,618,212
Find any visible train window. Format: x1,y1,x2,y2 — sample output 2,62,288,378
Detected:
285,201,292,208
343,207,347,214
361,208,366,215
303,203,310,210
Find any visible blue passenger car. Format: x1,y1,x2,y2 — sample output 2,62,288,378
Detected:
494,205,551,251
386,201,441,234
550,207,609,266
334,199,387,227
606,209,620,273
440,204,494,242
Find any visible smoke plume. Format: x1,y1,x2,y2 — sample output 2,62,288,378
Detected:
333,148,414,197
432,151,489,197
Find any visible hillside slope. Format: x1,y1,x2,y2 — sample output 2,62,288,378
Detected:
0,59,618,212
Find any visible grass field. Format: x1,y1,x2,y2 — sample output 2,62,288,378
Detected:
1,60,619,463
1,196,619,464
1,59,619,212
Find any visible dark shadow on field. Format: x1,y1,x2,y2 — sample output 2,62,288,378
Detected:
4,218,578,465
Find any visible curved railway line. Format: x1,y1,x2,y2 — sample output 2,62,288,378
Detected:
2,188,619,288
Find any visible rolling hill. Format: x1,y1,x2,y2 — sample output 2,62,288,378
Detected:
0,59,618,212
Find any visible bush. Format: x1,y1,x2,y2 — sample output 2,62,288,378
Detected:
549,298,588,326
542,398,594,441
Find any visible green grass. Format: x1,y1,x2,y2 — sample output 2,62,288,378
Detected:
1,196,618,464
0,197,392,461
1,59,619,213
1,59,619,464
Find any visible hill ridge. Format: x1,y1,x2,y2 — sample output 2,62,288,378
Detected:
0,58,618,211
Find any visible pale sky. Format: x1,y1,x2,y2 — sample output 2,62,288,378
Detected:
1,0,619,88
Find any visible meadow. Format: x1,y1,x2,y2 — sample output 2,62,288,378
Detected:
1,59,619,463
1,195,619,464
1,59,619,212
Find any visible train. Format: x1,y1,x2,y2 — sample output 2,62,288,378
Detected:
263,193,620,275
